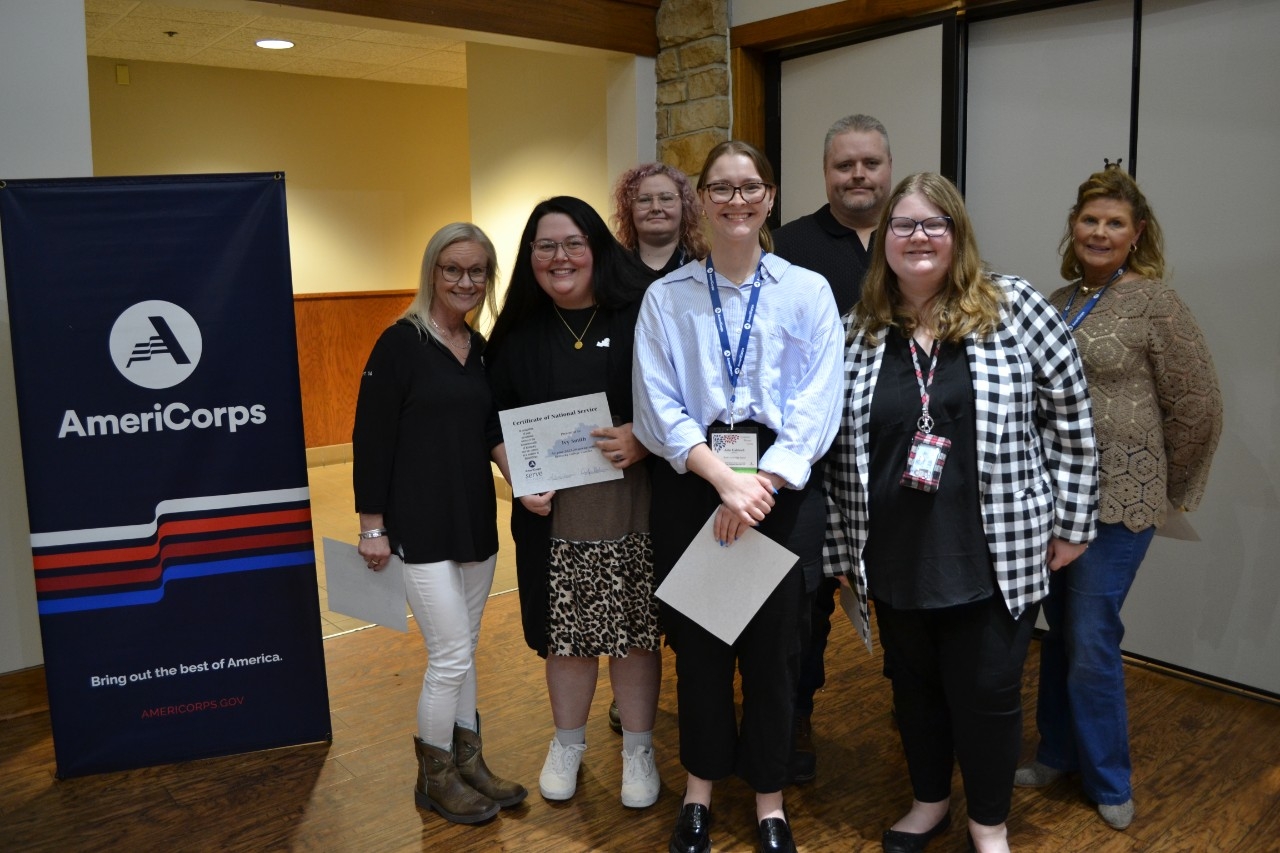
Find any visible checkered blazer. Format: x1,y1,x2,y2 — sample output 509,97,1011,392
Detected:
825,275,1098,645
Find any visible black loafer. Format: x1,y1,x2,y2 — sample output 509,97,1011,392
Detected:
669,802,711,853
758,817,797,853
882,811,951,853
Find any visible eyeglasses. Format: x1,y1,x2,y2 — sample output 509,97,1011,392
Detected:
531,236,590,261
703,181,772,204
888,216,953,238
632,192,680,209
437,263,488,283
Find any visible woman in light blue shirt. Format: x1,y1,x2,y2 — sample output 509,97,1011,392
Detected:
633,140,843,853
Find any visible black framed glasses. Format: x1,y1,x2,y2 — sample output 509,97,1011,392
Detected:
436,264,488,283
703,181,772,204
531,236,590,260
632,192,680,209
888,216,953,238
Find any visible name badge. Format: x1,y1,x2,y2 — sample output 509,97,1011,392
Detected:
708,425,759,473
901,431,951,493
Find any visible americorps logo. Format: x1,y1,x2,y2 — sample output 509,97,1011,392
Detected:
109,300,202,389
55,299,268,440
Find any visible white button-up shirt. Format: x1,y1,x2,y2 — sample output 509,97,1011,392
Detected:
632,253,843,489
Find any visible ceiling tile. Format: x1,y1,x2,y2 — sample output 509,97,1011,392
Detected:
82,0,475,88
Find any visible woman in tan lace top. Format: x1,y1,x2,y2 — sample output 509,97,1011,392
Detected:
1015,166,1223,831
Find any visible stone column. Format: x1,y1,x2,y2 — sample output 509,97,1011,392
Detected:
655,0,730,177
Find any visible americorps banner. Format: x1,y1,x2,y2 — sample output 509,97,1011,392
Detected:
0,173,330,777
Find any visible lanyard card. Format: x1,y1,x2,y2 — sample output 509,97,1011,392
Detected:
709,425,759,474
901,431,951,492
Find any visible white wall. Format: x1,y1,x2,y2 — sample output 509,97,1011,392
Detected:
1124,0,1280,694
965,0,1133,288
0,0,94,673
609,55,657,182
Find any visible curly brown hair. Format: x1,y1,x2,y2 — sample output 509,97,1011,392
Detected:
610,162,708,260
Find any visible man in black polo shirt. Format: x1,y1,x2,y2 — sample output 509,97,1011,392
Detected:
772,114,893,784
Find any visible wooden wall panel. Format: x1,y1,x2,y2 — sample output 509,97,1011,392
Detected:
294,290,414,449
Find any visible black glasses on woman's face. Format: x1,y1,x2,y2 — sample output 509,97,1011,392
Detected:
437,264,488,283
531,236,589,261
703,181,772,204
888,216,953,238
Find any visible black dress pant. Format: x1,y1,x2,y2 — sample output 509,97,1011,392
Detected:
651,447,818,793
874,593,1038,826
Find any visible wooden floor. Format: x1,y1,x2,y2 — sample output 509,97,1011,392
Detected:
3,596,1279,851
2,462,1278,850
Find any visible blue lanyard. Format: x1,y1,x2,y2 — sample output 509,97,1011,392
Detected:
705,254,765,427
1062,266,1126,331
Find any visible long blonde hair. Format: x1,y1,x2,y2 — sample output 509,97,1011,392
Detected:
854,172,1003,346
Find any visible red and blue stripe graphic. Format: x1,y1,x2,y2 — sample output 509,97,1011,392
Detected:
31,488,315,615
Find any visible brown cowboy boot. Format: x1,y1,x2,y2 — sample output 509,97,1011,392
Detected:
413,735,499,824
453,713,528,808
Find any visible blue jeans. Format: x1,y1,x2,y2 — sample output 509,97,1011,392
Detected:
1034,522,1155,805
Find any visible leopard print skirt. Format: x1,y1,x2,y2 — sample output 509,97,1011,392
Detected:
546,463,659,657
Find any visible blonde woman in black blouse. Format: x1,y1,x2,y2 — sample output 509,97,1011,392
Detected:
353,223,526,825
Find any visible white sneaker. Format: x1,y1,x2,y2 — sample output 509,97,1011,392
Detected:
619,745,660,808
539,739,586,800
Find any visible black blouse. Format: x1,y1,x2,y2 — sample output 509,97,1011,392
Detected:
863,328,994,609
352,319,499,564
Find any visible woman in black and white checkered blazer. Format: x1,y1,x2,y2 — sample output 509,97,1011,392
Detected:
824,173,1098,853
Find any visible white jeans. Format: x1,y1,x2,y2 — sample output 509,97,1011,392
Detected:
402,554,497,749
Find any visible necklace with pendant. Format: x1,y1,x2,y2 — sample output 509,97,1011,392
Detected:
553,305,599,350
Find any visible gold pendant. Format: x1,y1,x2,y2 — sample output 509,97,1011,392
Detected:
574,341,583,350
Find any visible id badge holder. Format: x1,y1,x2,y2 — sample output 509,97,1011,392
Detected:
708,425,759,474
900,431,951,493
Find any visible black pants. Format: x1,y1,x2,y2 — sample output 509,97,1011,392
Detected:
651,449,819,793
795,574,838,714
874,594,1038,826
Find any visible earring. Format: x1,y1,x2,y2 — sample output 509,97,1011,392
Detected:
1129,244,1137,253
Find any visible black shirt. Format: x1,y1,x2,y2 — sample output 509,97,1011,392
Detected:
863,328,994,609
352,320,499,564
772,204,873,315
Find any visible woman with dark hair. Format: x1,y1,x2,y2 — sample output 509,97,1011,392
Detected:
1015,166,1222,831
611,162,708,277
634,141,843,853
825,173,1098,853
353,222,526,825
486,196,662,810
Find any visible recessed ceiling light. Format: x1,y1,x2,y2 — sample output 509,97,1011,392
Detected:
255,39,294,50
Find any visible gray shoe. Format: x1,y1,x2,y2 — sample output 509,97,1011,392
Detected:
1098,799,1134,830
1013,760,1065,787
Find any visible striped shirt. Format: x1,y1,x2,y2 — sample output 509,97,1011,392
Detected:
632,253,843,489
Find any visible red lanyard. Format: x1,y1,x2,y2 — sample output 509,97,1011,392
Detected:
907,336,940,434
